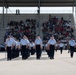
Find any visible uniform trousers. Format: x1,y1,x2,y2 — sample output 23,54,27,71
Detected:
46,50,50,57
7,47,12,60
60,47,63,54
12,47,15,58
49,45,55,59
16,48,19,57
21,45,28,59
26,47,30,58
70,46,75,58
31,47,35,55
36,45,42,59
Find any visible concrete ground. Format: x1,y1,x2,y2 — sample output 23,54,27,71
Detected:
0,50,76,75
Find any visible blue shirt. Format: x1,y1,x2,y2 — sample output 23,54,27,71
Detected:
48,39,56,45
5,39,13,47
20,39,29,45
69,40,75,46
35,39,42,45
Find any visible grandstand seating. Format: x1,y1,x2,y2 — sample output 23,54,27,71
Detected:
4,19,36,42
42,15,75,43
0,14,75,45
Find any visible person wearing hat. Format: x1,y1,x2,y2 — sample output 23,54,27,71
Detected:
47,35,56,59
9,35,16,59
20,35,29,60
5,36,13,60
69,37,75,58
26,37,30,58
35,35,42,59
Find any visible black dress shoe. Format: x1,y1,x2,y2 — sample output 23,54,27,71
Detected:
52,57,54,59
50,57,52,59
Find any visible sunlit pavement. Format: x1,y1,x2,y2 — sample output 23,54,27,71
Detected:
0,50,76,75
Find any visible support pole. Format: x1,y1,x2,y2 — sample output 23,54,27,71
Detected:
75,7,76,26
2,6,4,27
5,7,8,59
6,7,8,14
38,0,40,35
72,6,74,14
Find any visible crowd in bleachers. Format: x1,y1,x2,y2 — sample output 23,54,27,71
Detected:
4,15,75,51
42,15,75,46
4,15,75,44
4,19,37,42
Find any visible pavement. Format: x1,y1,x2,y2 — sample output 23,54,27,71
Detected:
0,50,76,75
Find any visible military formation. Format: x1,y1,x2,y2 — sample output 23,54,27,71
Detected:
5,35,76,61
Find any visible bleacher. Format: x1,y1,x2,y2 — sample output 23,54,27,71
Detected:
0,14,75,46
42,14,75,42
4,19,36,42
